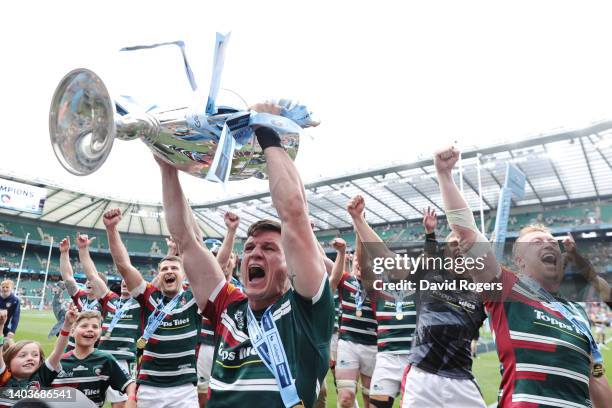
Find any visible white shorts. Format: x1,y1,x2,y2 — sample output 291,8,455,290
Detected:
336,339,377,377
330,332,339,363
401,365,486,408
595,325,605,334
105,359,130,403
370,352,411,398
197,344,215,392
137,383,199,408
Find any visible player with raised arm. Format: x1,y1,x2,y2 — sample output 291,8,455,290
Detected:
328,227,377,408
349,202,417,408
434,146,612,408
103,208,201,408
76,231,140,408
157,101,333,408
59,236,108,351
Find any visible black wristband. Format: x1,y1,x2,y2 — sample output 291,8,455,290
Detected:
255,127,282,151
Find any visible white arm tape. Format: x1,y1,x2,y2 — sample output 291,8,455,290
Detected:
446,207,490,259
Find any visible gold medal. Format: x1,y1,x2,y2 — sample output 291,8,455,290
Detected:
396,312,403,320
592,363,605,377
356,310,362,317
136,337,148,350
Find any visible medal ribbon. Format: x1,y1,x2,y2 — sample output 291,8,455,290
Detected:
519,275,603,364
106,298,134,335
142,291,184,343
247,306,302,407
354,280,365,315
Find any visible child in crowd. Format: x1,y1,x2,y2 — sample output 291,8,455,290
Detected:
51,310,136,407
0,305,77,407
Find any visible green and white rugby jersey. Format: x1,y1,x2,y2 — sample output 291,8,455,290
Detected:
52,349,133,407
202,276,333,408
134,282,201,388
337,272,377,346
486,267,593,408
98,293,141,363
371,291,416,353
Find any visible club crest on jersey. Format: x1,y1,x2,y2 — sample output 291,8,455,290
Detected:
180,297,186,306
235,310,245,330
27,380,41,390
5,303,11,308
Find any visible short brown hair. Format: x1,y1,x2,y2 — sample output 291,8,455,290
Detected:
512,224,552,259
247,219,281,238
158,255,183,270
3,341,44,369
76,310,102,326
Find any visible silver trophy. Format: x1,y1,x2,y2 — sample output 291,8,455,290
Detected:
48,33,317,182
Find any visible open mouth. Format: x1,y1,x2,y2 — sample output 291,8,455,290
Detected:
541,252,557,265
248,265,266,283
82,333,96,340
164,274,177,285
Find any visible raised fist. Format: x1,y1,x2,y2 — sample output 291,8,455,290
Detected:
103,208,122,229
59,237,71,253
76,233,96,250
347,195,365,219
331,238,347,253
224,211,240,231
434,146,460,174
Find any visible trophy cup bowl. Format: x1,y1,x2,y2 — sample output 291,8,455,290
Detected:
49,68,300,180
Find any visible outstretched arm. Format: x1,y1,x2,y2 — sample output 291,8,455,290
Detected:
76,233,108,299
434,147,500,282
59,237,79,297
157,158,224,310
103,209,144,292
216,211,239,271
254,109,325,299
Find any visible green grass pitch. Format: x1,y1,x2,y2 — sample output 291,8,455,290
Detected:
14,310,612,407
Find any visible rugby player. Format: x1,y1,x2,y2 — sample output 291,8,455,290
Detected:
348,196,486,408
329,231,377,408
434,146,612,408
59,235,110,351
157,101,333,408
104,208,202,408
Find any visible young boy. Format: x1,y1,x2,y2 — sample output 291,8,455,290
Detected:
52,310,136,407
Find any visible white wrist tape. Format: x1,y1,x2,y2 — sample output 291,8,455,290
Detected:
445,207,490,259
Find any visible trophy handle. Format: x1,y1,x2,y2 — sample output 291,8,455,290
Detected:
49,68,117,176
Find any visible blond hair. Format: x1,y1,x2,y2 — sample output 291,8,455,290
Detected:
512,223,552,260
0,280,14,288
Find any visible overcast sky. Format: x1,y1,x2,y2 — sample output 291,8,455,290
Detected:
2,1,612,205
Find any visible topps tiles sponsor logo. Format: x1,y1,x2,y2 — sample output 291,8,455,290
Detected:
534,310,575,332
217,344,258,361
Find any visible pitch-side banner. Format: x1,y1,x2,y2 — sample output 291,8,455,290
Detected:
0,178,47,215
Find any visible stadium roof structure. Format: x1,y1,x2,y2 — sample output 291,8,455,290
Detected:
2,120,612,239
